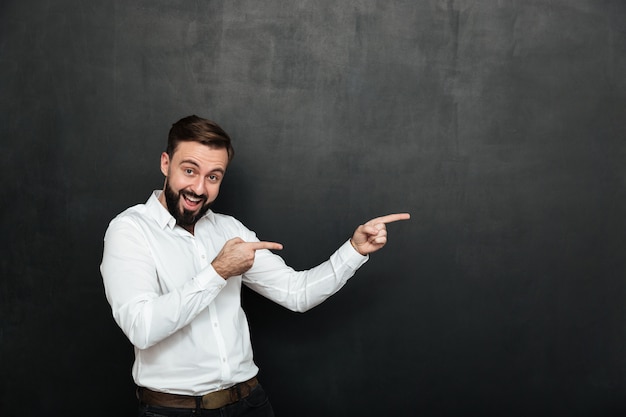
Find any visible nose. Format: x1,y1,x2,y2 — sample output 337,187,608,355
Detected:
191,176,206,196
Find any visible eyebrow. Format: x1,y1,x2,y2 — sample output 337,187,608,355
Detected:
180,159,225,175
180,159,200,168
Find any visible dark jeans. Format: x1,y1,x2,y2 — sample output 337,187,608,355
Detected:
138,385,275,417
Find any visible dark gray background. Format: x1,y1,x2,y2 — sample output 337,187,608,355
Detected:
2,1,626,416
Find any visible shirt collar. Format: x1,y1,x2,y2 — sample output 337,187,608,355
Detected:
146,190,176,230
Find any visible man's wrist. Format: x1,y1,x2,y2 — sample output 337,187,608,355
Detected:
211,260,229,280
349,238,365,256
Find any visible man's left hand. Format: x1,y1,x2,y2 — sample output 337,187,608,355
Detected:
350,213,411,256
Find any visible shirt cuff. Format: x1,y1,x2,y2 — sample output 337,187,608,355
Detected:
338,239,369,269
193,264,228,291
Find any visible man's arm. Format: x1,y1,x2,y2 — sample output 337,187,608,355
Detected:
100,218,227,349
212,213,410,312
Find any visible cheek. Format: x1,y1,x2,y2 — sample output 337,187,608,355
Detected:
169,175,191,192
208,184,222,200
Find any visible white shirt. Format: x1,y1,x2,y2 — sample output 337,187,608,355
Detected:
100,191,368,395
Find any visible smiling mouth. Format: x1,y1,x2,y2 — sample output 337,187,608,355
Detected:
182,192,206,209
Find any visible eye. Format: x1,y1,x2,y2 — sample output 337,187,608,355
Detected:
184,168,195,176
207,174,220,182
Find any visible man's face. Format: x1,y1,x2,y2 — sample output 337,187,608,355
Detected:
158,141,229,231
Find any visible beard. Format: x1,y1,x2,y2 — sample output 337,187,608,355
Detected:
164,180,212,228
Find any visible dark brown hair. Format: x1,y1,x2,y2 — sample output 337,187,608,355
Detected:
167,115,234,162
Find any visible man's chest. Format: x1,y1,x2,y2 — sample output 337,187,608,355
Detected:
147,224,233,290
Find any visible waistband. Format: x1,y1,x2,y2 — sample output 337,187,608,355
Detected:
137,377,259,410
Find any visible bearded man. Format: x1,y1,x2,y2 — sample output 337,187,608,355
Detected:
100,115,409,417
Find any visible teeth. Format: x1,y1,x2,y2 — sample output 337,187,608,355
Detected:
184,195,201,203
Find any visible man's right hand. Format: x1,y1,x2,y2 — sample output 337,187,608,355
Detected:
212,237,283,279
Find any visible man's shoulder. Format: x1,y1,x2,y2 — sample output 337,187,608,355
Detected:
112,202,150,222
105,200,159,235
109,192,164,225
206,211,245,228
202,211,257,238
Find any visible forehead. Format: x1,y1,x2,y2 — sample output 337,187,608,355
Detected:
171,141,229,169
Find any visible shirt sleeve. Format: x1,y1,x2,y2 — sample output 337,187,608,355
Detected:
242,239,369,312
100,218,226,350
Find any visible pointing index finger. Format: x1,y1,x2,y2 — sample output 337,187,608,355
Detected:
247,241,284,251
369,213,411,225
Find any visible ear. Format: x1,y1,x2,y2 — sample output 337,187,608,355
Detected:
160,152,170,177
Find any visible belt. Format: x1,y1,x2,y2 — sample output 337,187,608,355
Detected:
138,377,259,410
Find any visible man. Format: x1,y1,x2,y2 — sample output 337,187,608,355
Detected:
100,115,410,416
